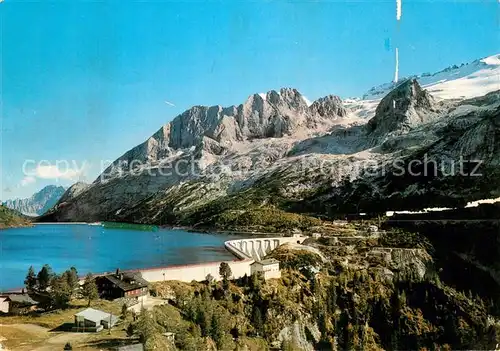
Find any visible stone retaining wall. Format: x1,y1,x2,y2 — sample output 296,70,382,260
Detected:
139,259,253,282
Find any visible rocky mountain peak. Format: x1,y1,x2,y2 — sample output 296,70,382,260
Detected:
277,88,308,107
309,95,347,118
3,185,66,216
367,79,437,135
244,88,309,110
32,185,66,203
100,87,350,180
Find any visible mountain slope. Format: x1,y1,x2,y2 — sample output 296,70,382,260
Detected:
56,182,89,205
4,185,66,216
116,86,500,226
44,54,500,224
298,90,500,215
0,205,31,229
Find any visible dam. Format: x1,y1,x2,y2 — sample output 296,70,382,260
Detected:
223,235,307,261
139,234,307,283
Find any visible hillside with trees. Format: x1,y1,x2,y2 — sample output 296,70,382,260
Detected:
0,204,31,229
127,222,500,350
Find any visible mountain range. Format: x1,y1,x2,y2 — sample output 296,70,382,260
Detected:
4,185,66,216
42,54,500,224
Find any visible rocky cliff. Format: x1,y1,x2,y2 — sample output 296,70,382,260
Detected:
366,79,439,136
55,182,89,205
99,88,347,178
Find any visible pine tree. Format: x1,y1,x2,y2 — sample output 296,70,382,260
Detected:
126,323,135,337
241,273,249,287
50,274,72,309
205,273,215,286
136,309,162,344
121,303,129,320
210,310,224,349
251,306,263,336
24,266,37,292
82,273,98,307
37,264,53,291
219,262,232,281
66,267,79,293
250,272,262,292
196,303,211,337
134,309,173,351
200,285,211,301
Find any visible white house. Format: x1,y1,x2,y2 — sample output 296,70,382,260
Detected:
250,259,281,280
0,294,38,314
72,308,119,332
0,296,11,313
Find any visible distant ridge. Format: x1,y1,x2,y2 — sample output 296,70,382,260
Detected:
3,185,66,216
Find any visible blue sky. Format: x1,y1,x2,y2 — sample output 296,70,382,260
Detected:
1,0,499,199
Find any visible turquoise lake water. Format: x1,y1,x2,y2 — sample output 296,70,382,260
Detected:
0,224,240,290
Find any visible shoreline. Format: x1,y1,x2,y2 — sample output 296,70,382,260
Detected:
32,221,295,237
0,223,34,230
34,222,89,225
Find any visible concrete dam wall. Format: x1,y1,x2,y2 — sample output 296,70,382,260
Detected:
139,235,307,283
224,235,307,261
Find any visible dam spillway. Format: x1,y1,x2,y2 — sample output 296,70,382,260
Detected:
224,235,307,261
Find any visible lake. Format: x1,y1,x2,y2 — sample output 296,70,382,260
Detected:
0,224,241,290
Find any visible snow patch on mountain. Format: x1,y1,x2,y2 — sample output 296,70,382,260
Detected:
343,54,499,120
363,54,500,101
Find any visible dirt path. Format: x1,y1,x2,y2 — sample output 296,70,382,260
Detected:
0,324,92,351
